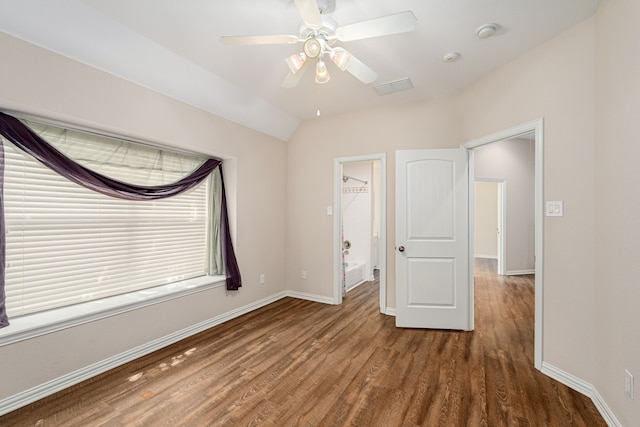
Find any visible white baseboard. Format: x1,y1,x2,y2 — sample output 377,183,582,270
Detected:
591,387,623,427
0,291,289,416
474,254,498,259
541,362,622,427
505,269,535,276
285,290,335,305
345,280,366,292
384,307,396,316
541,361,592,395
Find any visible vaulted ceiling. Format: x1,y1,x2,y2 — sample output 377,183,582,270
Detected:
0,0,600,140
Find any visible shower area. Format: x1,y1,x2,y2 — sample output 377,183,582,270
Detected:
341,160,381,291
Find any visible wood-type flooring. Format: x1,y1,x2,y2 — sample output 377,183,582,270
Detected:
0,259,606,426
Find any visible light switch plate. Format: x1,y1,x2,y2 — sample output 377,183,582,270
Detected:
625,370,634,399
546,201,564,217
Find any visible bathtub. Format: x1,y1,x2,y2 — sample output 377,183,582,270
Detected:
344,262,366,290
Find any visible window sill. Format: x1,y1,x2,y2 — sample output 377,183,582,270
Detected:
0,275,226,346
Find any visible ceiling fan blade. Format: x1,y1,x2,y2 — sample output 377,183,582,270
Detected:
295,0,323,30
335,11,417,42
345,54,378,84
282,61,311,88
220,35,300,46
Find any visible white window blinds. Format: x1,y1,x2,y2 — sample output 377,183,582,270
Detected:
2,132,211,317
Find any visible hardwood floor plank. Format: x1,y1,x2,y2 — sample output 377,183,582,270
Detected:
0,260,607,426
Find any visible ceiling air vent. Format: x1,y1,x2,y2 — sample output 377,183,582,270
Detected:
374,78,413,96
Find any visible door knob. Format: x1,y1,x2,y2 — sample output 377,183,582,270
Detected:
398,246,405,252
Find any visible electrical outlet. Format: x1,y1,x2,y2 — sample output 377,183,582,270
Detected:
301,270,307,279
259,274,265,285
625,370,634,399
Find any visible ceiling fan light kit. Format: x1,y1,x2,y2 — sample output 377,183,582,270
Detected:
303,37,323,58
315,60,331,84
220,0,417,89
286,52,307,74
330,47,351,71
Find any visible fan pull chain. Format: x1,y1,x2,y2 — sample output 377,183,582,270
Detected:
316,83,321,117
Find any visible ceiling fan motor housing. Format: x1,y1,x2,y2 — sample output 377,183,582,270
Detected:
316,0,335,14
298,16,338,41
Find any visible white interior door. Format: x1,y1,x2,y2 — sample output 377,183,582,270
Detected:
396,148,470,330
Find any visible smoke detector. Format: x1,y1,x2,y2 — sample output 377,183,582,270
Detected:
476,23,498,39
443,52,461,62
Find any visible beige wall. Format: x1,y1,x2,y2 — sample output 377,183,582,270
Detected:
474,138,536,273
0,33,287,400
289,17,596,384
456,15,597,383
594,0,640,425
474,182,499,259
287,98,460,307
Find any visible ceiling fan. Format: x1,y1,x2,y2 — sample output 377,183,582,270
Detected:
220,0,417,88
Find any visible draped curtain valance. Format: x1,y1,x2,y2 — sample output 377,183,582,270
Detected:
0,112,242,328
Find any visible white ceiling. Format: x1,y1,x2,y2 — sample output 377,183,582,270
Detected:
0,0,600,141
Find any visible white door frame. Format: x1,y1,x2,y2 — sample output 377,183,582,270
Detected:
463,118,544,370
474,178,507,275
333,153,387,313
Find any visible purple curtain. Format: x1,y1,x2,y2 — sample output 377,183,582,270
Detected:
0,112,242,327
0,141,6,328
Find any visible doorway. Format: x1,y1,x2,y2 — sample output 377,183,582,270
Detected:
474,179,506,275
465,119,543,370
333,153,387,313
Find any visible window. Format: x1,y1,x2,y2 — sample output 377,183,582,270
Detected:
1,120,223,318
